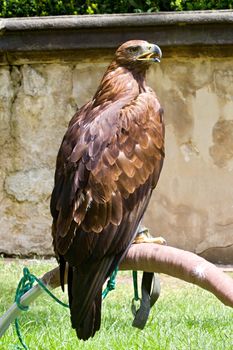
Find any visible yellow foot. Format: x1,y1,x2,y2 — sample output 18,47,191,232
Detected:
133,234,167,245
133,226,167,245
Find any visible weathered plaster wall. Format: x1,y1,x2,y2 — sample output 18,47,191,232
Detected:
0,54,232,262
145,58,233,263
0,60,110,256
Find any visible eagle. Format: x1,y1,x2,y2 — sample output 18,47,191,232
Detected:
50,40,164,340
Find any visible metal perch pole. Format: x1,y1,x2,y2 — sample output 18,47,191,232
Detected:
0,243,233,338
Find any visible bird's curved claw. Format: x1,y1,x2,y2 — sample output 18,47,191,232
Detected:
134,225,167,245
133,234,167,245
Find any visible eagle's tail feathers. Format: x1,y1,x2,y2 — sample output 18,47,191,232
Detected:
69,257,113,340
76,289,102,340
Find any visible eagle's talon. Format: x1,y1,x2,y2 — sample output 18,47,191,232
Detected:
133,233,167,245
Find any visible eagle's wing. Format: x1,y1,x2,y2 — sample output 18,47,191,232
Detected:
50,87,164,339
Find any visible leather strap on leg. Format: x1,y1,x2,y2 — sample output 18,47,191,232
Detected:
132,272,160,330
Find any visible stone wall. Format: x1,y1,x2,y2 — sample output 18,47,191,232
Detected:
145,57,233,264
0,61,108,255
0,13,233,262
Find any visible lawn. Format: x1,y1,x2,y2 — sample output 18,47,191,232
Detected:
0,259,232,350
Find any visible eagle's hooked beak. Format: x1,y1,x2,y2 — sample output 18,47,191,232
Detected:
136,44,162,63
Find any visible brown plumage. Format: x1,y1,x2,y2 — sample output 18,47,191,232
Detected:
50,40,164,340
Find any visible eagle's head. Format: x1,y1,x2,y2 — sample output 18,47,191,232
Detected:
114,40,162,70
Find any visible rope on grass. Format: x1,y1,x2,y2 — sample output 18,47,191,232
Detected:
14,267,69,350
15,267,69,311
14,266,118,349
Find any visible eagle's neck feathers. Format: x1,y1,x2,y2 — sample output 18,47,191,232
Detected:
93,61,147,106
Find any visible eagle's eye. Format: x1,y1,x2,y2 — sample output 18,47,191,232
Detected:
128,46,140,54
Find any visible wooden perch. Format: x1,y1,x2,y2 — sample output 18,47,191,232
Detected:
0,243,232,338
120,243,233,308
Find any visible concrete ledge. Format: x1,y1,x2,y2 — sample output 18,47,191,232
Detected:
0,11,233,63
1,11,233,30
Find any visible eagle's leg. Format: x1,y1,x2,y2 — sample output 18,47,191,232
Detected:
134,225,167,245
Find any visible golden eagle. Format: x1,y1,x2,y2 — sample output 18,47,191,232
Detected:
50,40,164,340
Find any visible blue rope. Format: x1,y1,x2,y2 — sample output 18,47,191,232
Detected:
102,267,118,299
14,266,118,349
14,319,28,350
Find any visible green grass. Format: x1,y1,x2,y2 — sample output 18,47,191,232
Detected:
0,259,232,350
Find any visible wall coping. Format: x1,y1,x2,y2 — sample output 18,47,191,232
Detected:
1,11,233,30
0,10,233,64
